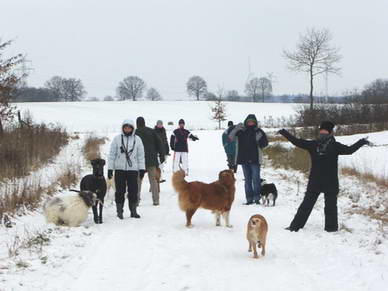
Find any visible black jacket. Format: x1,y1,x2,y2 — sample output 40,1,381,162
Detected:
230,114,268,165
136,126,165,168
154,126,169,155
170,128,196,152
280,130,365,192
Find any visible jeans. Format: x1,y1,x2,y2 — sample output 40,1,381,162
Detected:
242,163,261,203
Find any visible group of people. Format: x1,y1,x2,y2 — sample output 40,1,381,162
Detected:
108,113,369,233
222,115,369,232
107,117,198,219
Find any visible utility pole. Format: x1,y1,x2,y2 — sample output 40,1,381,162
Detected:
16,59,34,87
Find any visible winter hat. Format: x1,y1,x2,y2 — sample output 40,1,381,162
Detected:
136,116,146,128
178,119,185,125
156,120,163,126
227,121,234,127
244,114,258,126
319,121,335,133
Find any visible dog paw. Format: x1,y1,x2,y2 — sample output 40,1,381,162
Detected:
216,223,221,226
186,224,193,228
226,224,233,228
253,254,259,259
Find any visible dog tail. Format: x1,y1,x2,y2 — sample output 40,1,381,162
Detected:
172,170,191,211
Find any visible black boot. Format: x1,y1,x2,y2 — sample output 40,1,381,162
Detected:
129,203,141,218
116,203,124,220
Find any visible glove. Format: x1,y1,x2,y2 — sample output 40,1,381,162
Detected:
139,169,146,179
359,138,370,146
159,155,166,164
191,135,199,141
278,129,287,136
107,169,113,180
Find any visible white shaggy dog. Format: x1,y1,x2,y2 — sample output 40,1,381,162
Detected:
43,190,97,227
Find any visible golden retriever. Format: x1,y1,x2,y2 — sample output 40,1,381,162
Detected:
246,214,268,258
172,169,235,228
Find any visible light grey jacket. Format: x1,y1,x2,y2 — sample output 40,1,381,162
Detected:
108,119,146,171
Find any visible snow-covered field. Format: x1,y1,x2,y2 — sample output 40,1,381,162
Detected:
1,102,387,290
14,101,297,132
1,128,387,291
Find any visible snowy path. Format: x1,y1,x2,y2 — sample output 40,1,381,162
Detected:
1,131,387,291
65,131,387,291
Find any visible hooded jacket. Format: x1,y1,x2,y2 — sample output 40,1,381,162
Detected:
135,118,165,168
228,114,268,164
108,119,146,171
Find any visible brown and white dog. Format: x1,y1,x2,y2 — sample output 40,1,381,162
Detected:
172,169,236,228
246,214,268,258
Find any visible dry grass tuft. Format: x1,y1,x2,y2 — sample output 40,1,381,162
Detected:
264,143,311,175
82,135,107,161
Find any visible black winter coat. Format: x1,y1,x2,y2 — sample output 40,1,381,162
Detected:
281,130,365,193
136,126,165,168
230,114,268,165
154,126,169,155
170,128,196,152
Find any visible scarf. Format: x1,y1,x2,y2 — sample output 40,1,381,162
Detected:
316,134,335,156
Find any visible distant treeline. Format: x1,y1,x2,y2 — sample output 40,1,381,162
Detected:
12,78,388,105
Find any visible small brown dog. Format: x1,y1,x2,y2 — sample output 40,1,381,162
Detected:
172,169,236,228
246,214,268,258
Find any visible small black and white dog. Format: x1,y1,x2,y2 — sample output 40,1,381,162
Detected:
260,178,278,206
80,158,107,224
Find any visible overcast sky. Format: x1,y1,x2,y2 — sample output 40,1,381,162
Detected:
2,0,388,99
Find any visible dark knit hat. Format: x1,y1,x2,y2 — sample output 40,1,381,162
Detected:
319,121,335,133
178,119,185,124
136,116,145,128
227,121,234,127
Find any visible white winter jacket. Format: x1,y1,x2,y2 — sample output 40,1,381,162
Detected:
108,119,146,171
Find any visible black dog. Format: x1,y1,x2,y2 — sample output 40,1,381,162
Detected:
260,179,278,206
80,158,107,224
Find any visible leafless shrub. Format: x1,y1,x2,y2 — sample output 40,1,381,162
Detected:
82,135,107,161
0,119,68,180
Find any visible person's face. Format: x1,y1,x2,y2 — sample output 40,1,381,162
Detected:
123,125,133,134
157,124,163,128
247,120,255,127
179,123,184,128
319,129,330,135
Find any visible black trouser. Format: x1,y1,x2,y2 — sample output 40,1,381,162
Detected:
226,154,237,173
114,170,139,205
289,189,338,232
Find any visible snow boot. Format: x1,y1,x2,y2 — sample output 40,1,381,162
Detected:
116,203,124,220
129,203,141,218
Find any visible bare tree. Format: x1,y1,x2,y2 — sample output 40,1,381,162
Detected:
186,76,207,101
226,90,240,101
361,79,388,104
258,77,272,102
62,78,86,101
44,76,64,101
0,40,25,135
245,77,261,102
44,76,86,101
117,76,146,101
283,27,341,109
211,88,227,129
146,87,162,101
